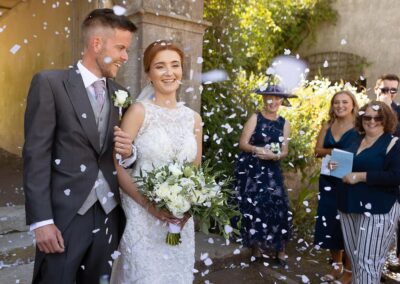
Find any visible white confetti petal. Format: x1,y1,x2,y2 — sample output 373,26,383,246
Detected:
104,56,112,64
340,38,347,45
111,250,121,260
81,113,87,119
365,203,372,210
80,164,87,172
197,57,203,64
112,5,126,15
301,275,310,283
200,252,209,261
233,249,240,255
92,228,100,233
371,105,380,111
204,258,213,266
55,159,61,165
10,44,21,54
224,224,233,234
64,189,71,196
358,111,365,116
323,60,329,68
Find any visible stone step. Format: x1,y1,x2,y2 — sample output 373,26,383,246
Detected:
0,262,33,284
0,232,250,283
0,231,35,265
0,205,28,234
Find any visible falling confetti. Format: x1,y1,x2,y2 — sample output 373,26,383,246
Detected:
10,44,21,54
64,189,71,196
113,5,126,15
371,105,380,111
111,250,121,260
80,164,87,172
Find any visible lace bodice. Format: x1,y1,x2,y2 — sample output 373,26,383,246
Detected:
133,101,197,175
111,100,197,284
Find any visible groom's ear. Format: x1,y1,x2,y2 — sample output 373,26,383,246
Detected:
92,36,104,53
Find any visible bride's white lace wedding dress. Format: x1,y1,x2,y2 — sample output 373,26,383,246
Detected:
111,100,197,284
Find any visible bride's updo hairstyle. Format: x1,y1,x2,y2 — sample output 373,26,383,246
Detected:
143,40,184,73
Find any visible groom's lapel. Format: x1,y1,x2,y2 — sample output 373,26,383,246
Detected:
64,66,101,154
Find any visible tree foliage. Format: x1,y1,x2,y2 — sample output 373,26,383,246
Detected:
202,0,338,175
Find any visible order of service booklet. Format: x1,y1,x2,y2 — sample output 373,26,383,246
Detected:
320,148,353,178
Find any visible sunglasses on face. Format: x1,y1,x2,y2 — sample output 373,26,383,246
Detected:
380,87,398,94
362,115,384,122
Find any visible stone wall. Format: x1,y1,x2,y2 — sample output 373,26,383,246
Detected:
297,0,400,99
114,0,209,112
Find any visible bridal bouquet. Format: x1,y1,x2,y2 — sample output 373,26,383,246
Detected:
136,160,239,245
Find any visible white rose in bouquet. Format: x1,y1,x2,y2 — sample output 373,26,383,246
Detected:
168,195,191,218
155,182,170,199
168,163,183,176
180,178,195,190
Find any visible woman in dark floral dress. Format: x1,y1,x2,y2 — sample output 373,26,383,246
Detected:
235,85,295,266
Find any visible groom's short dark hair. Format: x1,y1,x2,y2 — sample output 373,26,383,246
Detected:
82,8,137,46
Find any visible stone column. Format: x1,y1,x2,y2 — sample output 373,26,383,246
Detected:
114,0,209,112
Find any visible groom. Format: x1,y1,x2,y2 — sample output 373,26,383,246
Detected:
23,9,137,283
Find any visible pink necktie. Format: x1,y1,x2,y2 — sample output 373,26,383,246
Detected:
92,80,105,109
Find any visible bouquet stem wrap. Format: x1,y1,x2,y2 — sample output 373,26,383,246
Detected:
166,223,181,246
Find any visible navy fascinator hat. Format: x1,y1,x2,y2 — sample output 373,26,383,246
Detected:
253,85,297,106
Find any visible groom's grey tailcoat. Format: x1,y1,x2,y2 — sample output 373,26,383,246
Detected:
23,66,126,281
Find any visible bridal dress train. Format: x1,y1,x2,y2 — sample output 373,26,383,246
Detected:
111,100,197,284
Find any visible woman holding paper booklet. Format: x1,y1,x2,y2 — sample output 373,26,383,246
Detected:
336,100,400,284
314,90,359,283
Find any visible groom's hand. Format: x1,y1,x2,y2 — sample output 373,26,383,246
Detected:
114,126,133,159
34,224,65,254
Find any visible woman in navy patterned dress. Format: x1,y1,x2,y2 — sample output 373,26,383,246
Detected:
235,85,295,266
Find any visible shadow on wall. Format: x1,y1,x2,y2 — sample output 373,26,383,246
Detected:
0,147,23,206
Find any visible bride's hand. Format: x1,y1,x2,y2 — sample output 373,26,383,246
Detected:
178,213,191,230
147,204,179,224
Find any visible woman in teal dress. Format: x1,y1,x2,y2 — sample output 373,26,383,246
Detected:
314,90,359,283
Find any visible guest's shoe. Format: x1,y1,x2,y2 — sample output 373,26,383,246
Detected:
335,268,352,284
320,262,343,282
273,257,287,268
388,262,400,273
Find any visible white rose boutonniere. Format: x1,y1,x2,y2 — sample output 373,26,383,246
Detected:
113,90,132,119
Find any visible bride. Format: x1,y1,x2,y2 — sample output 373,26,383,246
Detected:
110,40,202,283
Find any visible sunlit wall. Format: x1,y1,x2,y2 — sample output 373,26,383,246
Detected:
0,1,72,155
